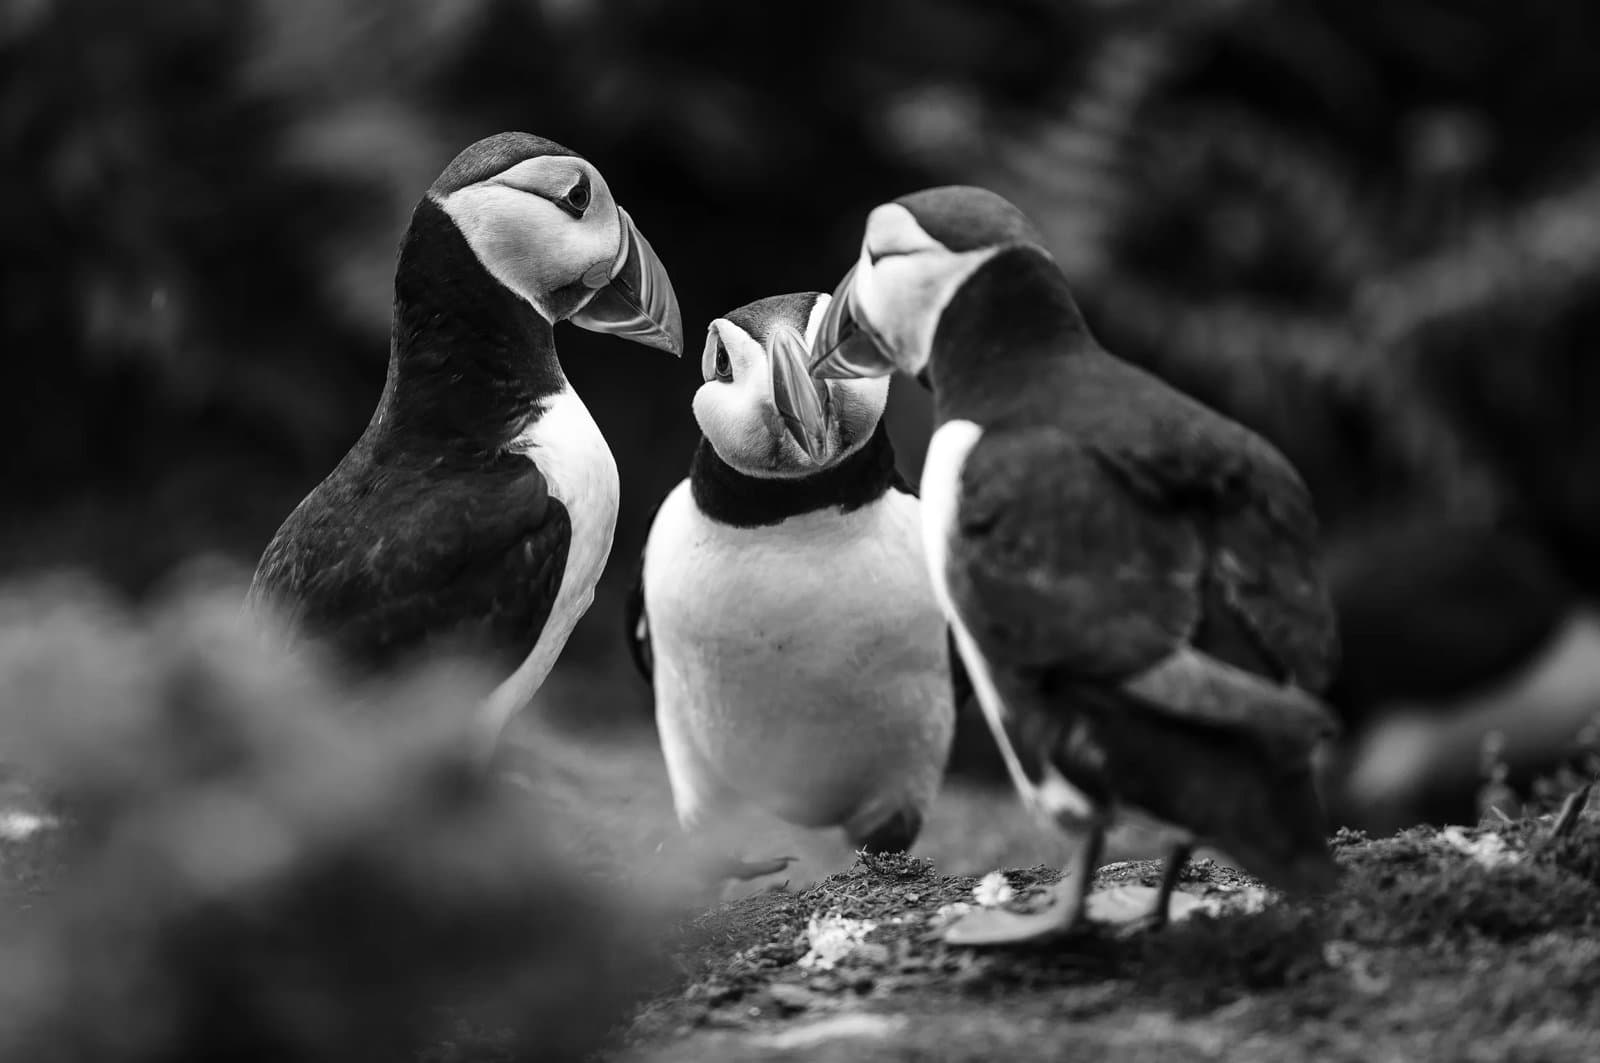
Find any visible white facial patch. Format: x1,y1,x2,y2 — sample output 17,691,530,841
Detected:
850,205,998,376
693,303,889,479
693,320,789,475
863,202,944,258
437,156,621,321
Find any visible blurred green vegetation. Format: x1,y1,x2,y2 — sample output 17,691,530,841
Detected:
4,0,1600,772
0,573,679,1062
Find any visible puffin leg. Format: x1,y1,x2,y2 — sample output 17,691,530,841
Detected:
847,806,924,856
652,830,796,908
650,699,796,888
1059,823,1105,925
1142,841,1194,932
944,826,1104,946
666,820,796,890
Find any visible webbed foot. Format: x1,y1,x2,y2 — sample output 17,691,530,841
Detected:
714,854,798,881
943,882,1083,946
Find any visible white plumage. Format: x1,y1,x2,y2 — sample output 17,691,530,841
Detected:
633,292,956,869
478,384,621,747
644,478,952,843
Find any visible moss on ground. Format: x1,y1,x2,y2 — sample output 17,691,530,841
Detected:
7,763,1598,1061
623,816,1600,1062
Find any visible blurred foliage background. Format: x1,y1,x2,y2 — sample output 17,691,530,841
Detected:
4,0,1600,828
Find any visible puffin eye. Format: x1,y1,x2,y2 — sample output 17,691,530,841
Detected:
562,178,591,215
714,341,732,382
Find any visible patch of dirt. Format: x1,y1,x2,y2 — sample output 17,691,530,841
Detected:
622,817,1600,1062
7,743,1598,1062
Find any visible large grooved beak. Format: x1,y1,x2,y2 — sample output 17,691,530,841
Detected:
768,324,832,463
806,263,895,380
570,206,684,355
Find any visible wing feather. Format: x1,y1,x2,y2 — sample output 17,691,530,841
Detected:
249,455,568,673
948,414,1338,749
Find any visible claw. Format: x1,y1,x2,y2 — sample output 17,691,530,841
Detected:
712,854,798,882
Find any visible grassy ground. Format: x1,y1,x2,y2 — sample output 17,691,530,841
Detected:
497,715,1173,894
5,715,1598,1062
622,815,1600,1063
499,721,1600,1062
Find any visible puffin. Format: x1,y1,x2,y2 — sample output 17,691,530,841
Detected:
626,292,956,880
250,133,683,754
806,186,1342,944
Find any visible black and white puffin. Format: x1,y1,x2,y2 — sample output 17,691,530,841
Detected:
626,292,955,878
807,186,1342,944
250,133,683,752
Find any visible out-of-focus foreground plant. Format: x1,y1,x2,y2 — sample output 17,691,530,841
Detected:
0,569,672,1062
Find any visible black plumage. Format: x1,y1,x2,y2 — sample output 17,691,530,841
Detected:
250,185,572,673
937,249,1336,690
939,248,1339,890
811,186,1342,939
622,497,662,682
687,420,903,529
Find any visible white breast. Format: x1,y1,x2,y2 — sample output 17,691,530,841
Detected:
920,418,1104,829
917,419,985,620
644,483,954,833
476,384,620,748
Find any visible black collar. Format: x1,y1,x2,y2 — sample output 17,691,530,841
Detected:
690,421,906,527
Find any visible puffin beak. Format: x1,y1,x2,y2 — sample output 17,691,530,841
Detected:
806,263,895,380
570,206,685,355
769,324,832,463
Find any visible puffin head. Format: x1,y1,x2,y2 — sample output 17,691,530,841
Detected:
695,292,889,476
429,132,684,355
807,185,1046,382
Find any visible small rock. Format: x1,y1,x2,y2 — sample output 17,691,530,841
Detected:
687,980,741,1005
750,1014,908,1051
703,1007,750,1029
1439,825,1520,868
840,969,876,993
972,871,1016,907
798,913,880,970
807,973,845,993
767,983,816,1013
851,943,890,967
